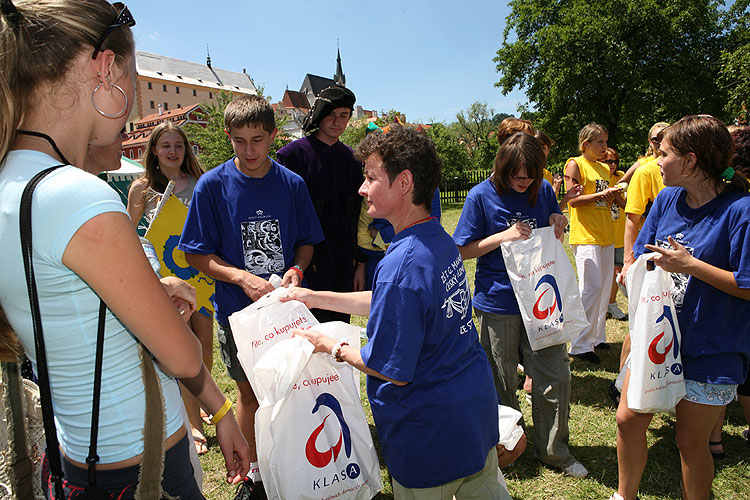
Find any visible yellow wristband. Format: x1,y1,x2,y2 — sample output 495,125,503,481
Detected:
210,399,232,425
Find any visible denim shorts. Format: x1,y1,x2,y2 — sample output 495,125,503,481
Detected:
684,379,737,406
216,322,249,382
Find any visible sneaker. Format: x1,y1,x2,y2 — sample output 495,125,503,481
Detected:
561,461,588,478
595,342,611,351
234,479,267,500
742,428,749,443
570,351,601,364
607,302,627,320
608,381,621,407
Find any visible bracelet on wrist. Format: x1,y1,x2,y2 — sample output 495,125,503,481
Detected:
331,341,349,363
290,264,304,280
210,398,232,425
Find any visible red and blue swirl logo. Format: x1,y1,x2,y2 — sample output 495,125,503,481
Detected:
533,274,563,320
648,305,681,366
305,393,352,468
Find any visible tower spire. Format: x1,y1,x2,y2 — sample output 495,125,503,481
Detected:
206,44,212,68
334,40,345,87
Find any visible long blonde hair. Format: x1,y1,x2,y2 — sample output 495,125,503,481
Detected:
0,0,134,163
141,122,204,194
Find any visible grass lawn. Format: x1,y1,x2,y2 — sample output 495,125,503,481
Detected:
199,203,750,500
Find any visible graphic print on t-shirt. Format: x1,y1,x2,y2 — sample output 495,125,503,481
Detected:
656,235,694,309
611,202,620,220
440,256,473,335
507,212,538,229
595,179,610,207
241,216,285,275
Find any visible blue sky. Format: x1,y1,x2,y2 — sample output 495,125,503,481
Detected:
127,0,527,124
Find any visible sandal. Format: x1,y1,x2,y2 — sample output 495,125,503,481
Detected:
608,381,621,408
709,440,725,460
201,408,213,426
192,429,209,455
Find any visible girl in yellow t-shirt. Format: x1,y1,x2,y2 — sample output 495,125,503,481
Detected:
565,124,624,362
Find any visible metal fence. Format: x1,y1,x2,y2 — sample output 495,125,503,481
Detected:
439,169,492,204
439,169,567,205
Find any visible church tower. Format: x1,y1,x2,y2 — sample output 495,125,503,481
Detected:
334,46,346,87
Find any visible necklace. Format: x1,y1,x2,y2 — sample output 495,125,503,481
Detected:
17,130,71,165
402,216,436,231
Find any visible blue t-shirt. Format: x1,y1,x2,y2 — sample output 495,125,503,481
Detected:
634,187,750,384
452,179,561,315
178,158,324,323
361,219,499,488
0,151,184,463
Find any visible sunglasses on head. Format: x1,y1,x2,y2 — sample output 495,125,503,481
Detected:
603,159,618,165
91,3,136,59
650,136,660,143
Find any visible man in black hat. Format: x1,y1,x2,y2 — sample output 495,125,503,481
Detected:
276,86,364,323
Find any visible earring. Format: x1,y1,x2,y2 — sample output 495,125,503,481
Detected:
91,83,128,118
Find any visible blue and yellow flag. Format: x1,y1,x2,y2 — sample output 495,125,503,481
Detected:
145,194,215,315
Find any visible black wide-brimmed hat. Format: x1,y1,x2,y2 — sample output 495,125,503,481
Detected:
302,85,356,133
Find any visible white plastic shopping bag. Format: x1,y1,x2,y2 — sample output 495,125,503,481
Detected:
228,286,319,394
625,253,686,413
253,322,382,500
501,226,589,350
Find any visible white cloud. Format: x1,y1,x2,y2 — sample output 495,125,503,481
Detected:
148,32,159,40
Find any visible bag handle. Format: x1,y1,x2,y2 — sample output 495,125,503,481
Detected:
20,165,108,497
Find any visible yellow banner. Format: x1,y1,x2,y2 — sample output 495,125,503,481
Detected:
145,195,215,315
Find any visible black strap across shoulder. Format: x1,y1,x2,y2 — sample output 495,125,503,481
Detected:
20,165,108,498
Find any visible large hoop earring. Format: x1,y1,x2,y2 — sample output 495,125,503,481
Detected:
91,83,128,118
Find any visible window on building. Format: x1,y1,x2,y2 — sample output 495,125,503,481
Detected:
176,86,180,94
147,82,152,90
150,100,155,109
193,89,197,97
192,145,199,155
129,150,133,159
209,92,213,99
138,148,142,157
177,104,181,109
162,84,167,92
164,102,169,110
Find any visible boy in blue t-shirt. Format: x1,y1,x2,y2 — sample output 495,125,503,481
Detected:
179,94,324,497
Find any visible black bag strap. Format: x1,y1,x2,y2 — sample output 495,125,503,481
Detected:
19,165,108,498
86,300,107,491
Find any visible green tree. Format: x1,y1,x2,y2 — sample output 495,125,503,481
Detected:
425,122,472,180
184,92,234,170
455,102,496,152
719,0,750,122
339,122,369,149
495,0,730,164
454,101,499,170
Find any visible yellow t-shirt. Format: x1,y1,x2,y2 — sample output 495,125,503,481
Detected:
543,168,553,185
568,156,614,246
624,158,665,229
610,170,626,248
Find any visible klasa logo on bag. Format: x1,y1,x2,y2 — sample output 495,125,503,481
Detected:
305,393,362,490
647,305,683,379
532,274,564,334
533,274,562,320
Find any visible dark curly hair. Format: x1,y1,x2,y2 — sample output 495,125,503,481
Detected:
355,124,442,211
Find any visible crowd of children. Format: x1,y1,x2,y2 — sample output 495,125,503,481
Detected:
1,2,749,500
